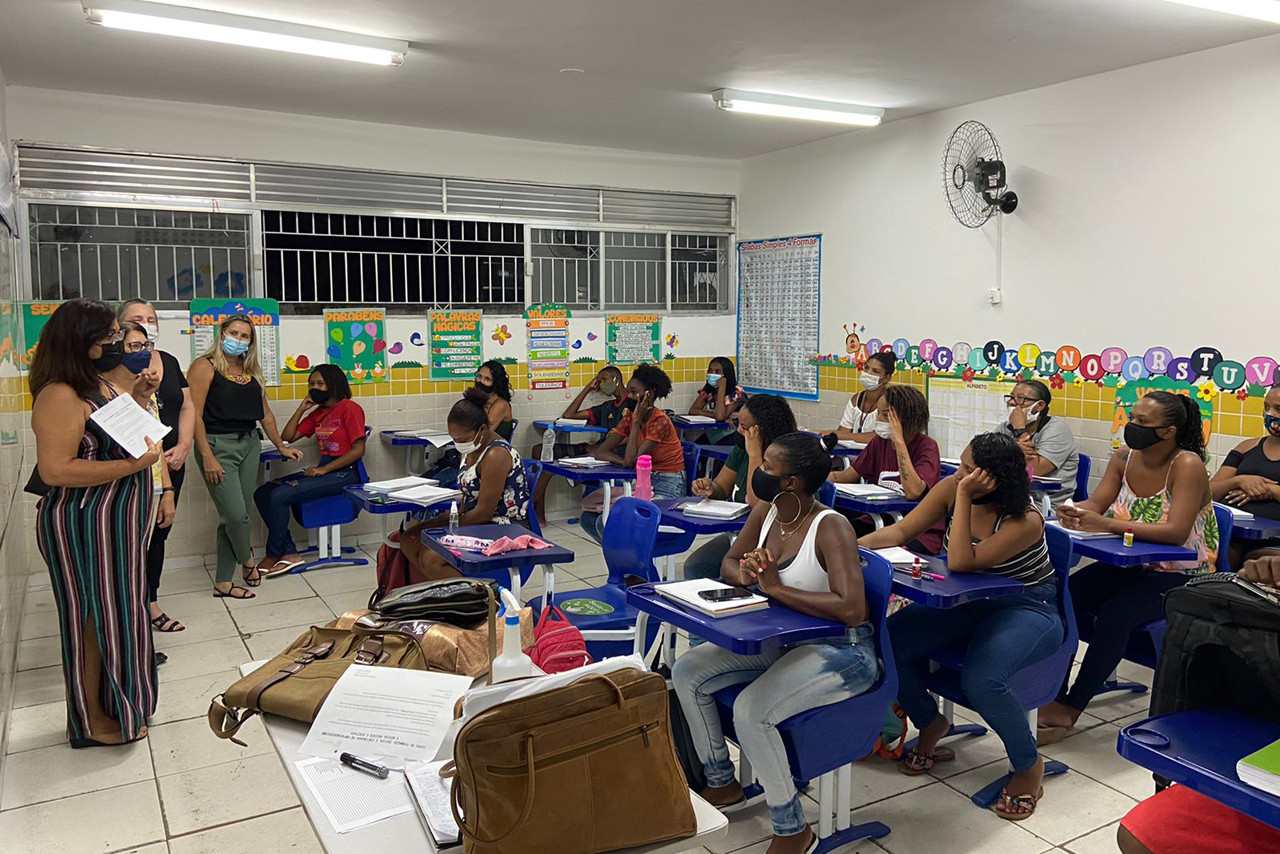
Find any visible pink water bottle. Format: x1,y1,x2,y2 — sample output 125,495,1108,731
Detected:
635,454,654,501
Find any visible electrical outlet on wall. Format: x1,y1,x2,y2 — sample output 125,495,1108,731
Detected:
986,288,1003,306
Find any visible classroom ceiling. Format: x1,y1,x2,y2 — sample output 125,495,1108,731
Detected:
0,0,1275,160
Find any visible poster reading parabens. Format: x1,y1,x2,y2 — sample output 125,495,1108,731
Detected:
606,314,661,365
190,299,282,386
323,307,387,385
737,234,821,400
524,303,570,390
429,310,483,382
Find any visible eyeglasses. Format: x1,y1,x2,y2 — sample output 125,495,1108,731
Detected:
125,340,155,354
1005,395,1038,406
97,330,125,345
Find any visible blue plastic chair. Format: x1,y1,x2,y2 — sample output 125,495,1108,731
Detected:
1073,453,1092,502
289,454,372,575
546,497,663,661
1087,503,1234,696
709,549,897,850
522,458,543,538
681,440,702,491
649,443,703,581
817,481,836,508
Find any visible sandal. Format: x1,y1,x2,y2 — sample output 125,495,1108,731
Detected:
994,785,1044,821
213,585,256,600
150,612,185,632
262,559,306,579
242,561,263,588
897,745,956,776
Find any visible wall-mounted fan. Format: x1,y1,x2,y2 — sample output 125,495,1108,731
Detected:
942,120,1018,229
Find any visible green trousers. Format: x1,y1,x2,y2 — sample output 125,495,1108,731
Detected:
196,432,259,583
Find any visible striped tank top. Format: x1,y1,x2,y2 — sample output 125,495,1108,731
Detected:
943,508,1055,585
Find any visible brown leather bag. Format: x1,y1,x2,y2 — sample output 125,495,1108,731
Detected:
446,668,697,854
207,624,429,744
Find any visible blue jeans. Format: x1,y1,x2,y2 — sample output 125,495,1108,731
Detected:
672,627,880,837
888,580,1063,772
580,471,686,545
253,457,361,556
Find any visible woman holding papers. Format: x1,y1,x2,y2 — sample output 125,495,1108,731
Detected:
1040,391,1215,740
189,314,302,597
252,364,367,577
400,397,530,580
673,432,879,854
30,299,166,747
860,433,1062,820
118,299,192,633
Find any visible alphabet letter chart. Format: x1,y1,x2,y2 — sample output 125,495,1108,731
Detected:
736,234,821,400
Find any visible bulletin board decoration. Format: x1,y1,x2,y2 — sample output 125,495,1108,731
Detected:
524,303,571,391
323,307,387,385
606,313,661,365
1112,376,1214,447
19,301,62,371
736,234,821,400
429,310,484,381
925,375,1023,461
190,298,282,386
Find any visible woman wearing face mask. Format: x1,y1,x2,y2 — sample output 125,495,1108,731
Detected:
1039,391,1216,739
689,356,747,446
999,380,1079,509
117,300,193,633
251,365,367,578
118,321,178,556
30,299,167,747
860,433,1064,820
828,386,943,551
188,315,303,597
1212,382,1280,566
673,432,880,854
832,351,896,443
400,397,530,580
472,360,515,440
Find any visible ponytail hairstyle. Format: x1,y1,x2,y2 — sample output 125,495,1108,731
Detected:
772,431,838,494
968,432,1032,518
1145,390,1206,460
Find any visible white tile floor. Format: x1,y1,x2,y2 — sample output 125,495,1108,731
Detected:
1,521,1147,854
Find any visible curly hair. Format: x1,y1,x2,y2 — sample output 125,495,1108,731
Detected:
702,356,739,396
866,351,897,377
968,432,1032,517
630,363,673,399
1145,390,1206,460
885,385,930,436
772,432,837,494
478,359,512,401
742,394,797,452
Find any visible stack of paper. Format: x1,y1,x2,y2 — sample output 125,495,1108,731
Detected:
366,476,438,495
554,418,589,427
680,499,751,520
405,761,460,846
395,429,454,445
88,395,172,459
1045,520,1119,540
873,546,922,568
654,579,770,618
389,483,463,506
674,414,718,424
834,483,899,498
1238,739,1280,796
838,440,867,450
559,456,610,468
1219,503,1256,521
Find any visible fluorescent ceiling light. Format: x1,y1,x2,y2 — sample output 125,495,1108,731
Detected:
712,89,883,126
1155,0,1280,24
83,0,408,66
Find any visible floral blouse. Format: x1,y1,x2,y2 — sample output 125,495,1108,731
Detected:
459,439,529,525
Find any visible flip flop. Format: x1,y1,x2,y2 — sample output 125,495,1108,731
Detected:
994,785,1045,821
898,745,956,776
150,612,185,632
262,559,306,579
212,585,256,600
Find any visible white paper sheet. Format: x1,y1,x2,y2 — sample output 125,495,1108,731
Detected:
405,760,460,845
89,394,171,459
295,756,414,834
299,666,472,764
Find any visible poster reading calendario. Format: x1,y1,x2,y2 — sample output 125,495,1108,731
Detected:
736,234,821,400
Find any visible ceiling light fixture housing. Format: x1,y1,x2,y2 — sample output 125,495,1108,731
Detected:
83,0,408,66
1154,0,1280,24
711,88,884,126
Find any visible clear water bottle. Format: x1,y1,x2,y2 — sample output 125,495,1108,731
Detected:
541,425,556,462
448,500,459,535
636,454,653,501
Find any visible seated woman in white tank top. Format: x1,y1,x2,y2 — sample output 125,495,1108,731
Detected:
672,433,880,854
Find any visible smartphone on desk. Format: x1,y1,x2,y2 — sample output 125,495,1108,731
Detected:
698,587,755,602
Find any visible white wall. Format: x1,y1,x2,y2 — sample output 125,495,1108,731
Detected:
739,33,1280,362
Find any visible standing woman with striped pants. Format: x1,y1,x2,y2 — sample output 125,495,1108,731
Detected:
30,299,166,747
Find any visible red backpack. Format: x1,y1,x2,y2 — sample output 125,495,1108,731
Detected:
526,605,592,673
369,528,414,608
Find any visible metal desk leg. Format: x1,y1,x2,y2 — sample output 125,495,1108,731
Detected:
404,446,415,477
602,481,613,526
540,565,555,612
633,611,649,658
506,567,521,601
872,513,885,530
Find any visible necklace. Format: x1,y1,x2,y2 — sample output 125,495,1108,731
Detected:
774,494,818,542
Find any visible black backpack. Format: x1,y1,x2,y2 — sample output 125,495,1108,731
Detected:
1150,573,1280,725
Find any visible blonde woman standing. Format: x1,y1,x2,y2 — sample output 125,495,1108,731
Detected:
188,315,301,597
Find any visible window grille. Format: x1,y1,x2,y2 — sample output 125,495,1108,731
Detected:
530,228,599,310
671,233,729,312
604,231,666,311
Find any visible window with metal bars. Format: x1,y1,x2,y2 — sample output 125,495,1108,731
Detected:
529,228,599,310
671,233,729,312
262,210,524,315
25,204,252,308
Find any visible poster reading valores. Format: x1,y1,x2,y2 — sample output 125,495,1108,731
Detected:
323,307,387,385
429,310,483,381
524,303,570,390
190,298,281,386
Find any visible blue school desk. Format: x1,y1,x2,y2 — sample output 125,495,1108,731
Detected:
655,497,752,537
889,555,1025,608
379,429,452,476
831,491,920,529
1064,535,1198,567
531,419,611,436
419,523,576,603
344,485,453,549
539,459,638,524
1231,515,1280,541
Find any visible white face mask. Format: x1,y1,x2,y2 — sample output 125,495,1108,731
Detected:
141,322,159,340
873,421,894,440
453,429,483,456
1022,404,1041,424
860,373,882,391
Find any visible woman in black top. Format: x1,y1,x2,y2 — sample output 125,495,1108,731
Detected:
1213,383,1280,565
118,300,194,632
189,314,301,597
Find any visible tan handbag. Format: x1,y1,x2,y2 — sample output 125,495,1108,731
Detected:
446,669,697,854
344,605,535,679
207,624,429,744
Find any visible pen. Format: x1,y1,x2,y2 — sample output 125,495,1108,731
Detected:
892,566,944,582
340,752,390,779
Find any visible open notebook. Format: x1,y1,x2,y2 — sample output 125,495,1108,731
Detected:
405,761,460,847
654,579,770,617
834,483,900,498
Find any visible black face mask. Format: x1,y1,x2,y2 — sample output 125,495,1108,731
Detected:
623,398,638,411
733,432,747,449
752,468,792,503
90,340,125,373
1124,423,1167,451
475,382,494,395
971,491,1001,505
309,388,331,405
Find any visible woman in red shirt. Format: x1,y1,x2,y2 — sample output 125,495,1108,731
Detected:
253,364,367,577
581,363,686,544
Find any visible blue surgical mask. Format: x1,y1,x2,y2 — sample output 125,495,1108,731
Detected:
1266,414,1280,436
706,373,722,387
222,335,250,357
121,350,152,375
